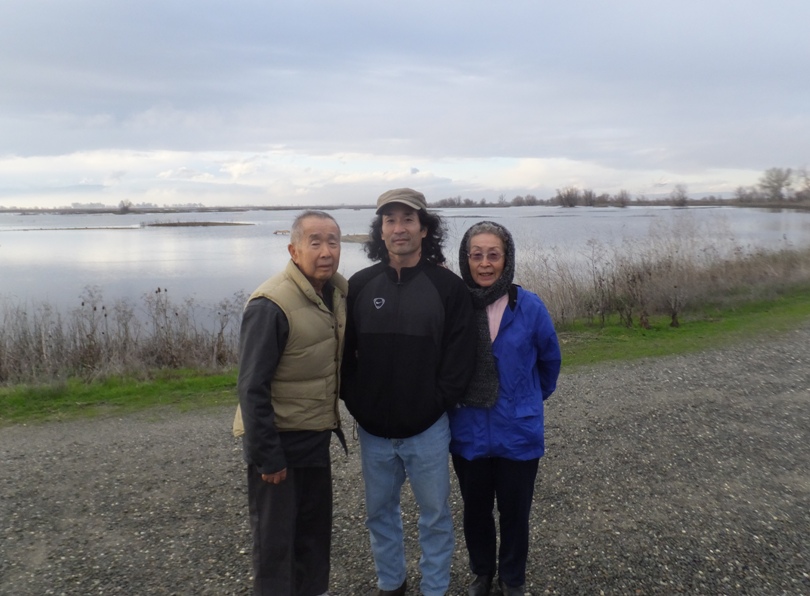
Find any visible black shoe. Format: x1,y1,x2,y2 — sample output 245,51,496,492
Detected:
498,579,525,596
468,574,492,596
369,578,407,596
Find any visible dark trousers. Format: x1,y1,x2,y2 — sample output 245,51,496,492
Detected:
451,455,539,587
247,464,332,596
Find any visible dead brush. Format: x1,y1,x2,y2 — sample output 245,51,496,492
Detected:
515,215,810,329
0,287,246,385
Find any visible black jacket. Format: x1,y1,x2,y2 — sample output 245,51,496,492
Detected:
341,259,476,438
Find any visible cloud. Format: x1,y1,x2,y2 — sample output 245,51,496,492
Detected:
1,0,808,207
157,167,214,182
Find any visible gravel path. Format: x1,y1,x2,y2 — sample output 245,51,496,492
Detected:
2,326,809,595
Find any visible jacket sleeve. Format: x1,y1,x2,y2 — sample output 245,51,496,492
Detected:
533,298,562,401
339,276,359,405
436,276,477,409
237,297,290,474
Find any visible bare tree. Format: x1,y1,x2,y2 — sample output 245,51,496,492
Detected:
758,167,793,201
670,184,688,207
614,189,630,208
556,187,580,207
734,186,750,202
796,167,810,201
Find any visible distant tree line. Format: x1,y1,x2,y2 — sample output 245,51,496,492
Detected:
430,166,810,209
734,167,810,203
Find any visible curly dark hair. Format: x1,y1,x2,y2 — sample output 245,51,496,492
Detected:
364,209,447,265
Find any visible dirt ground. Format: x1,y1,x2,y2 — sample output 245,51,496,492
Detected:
1,325,808,595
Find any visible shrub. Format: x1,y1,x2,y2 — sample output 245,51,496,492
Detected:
0,287,246,384
516,216,810,329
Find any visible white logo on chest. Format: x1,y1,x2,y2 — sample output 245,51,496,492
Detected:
373,298,385,309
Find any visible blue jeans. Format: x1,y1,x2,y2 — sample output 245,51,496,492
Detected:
358,414,454,596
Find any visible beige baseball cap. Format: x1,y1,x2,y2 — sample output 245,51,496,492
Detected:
375,188,428,214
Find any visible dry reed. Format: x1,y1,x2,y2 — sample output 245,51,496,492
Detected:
0,287,246,384
517,215,810,328
2,216,809,383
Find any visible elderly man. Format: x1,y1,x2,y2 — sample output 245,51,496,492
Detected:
341,189,476,596
234,210,347,596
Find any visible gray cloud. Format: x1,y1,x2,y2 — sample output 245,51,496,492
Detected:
1,0,808,206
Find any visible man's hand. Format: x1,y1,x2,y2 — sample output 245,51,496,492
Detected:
261,468,288,484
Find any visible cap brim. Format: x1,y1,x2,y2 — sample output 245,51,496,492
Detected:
375,199,425,214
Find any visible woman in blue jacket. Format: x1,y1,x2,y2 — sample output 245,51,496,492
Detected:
449,221,562,596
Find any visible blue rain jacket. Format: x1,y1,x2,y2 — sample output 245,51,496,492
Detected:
449,285,561,461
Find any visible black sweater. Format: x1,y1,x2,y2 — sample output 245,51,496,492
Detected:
341,260,476,438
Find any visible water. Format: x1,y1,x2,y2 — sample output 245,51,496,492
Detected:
1,205,809,312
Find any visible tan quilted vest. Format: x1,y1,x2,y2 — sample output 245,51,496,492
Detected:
233,260,347,436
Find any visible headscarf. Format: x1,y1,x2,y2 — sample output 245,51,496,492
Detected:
458,221,516,408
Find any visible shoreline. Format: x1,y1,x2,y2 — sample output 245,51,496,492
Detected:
2,199,809,217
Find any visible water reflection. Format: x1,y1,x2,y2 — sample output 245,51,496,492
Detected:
2,206,809,312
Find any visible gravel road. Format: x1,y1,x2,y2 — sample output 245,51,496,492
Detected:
2,326,809,595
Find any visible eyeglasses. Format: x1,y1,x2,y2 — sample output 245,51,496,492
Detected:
468,250,504,263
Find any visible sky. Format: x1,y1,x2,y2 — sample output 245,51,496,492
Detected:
1,0,808,209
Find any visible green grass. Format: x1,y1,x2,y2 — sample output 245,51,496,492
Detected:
3,286,810,426
559,285,810,367
0,369,237,426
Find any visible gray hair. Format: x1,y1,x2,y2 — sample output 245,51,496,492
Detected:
463,220,510,253
290,210,340,245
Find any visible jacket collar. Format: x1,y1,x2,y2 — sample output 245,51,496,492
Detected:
497,284,520,334
384,258,426,283
285,260,348,307
508,283,518,311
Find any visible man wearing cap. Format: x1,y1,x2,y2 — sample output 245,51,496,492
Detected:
341,188,476,596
